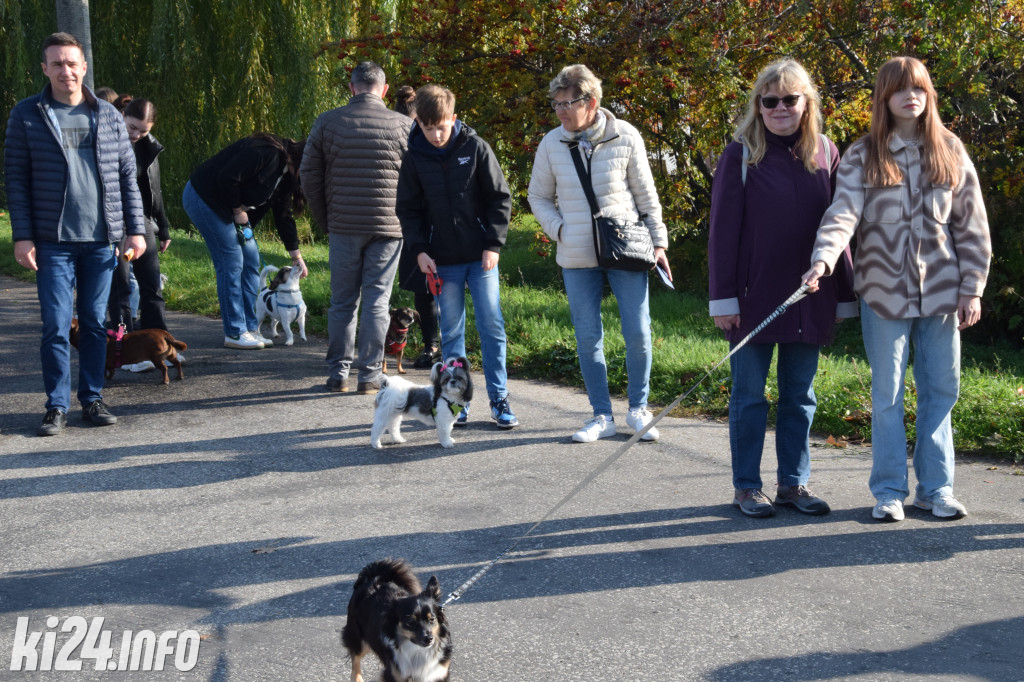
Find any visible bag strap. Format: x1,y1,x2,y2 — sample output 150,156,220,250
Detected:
567,142,604,260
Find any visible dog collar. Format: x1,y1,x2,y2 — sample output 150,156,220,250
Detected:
433,398,463,418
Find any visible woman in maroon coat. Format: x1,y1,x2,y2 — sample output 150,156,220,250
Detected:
708,59,856,518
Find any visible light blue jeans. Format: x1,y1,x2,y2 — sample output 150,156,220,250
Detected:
561,267,651,417
326,232,402,383
182,181,260,338
35,240,116,411
435,260,508,403
860,301,960,503
728,342,819,490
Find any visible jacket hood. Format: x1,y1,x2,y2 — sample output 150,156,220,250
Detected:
408,119,473,156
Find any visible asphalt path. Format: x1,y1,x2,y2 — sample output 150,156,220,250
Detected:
1,274,1022,681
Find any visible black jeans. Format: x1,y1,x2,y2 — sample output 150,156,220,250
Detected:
107,231,167,332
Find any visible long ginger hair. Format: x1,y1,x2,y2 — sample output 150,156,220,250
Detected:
864,57,962,187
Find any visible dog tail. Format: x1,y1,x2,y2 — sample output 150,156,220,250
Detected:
170,340,188,351
258,264,280,287
353,558,421,594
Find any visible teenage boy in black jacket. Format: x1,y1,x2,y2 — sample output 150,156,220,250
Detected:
395,84,518,430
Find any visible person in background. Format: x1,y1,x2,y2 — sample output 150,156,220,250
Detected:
709,59,857,519
301,61,412,394
803,56,991,523
396,84,518,429
528,64,670,443
392,85,441,369
182,132,308,349
5,32,146,435
107,97,173,358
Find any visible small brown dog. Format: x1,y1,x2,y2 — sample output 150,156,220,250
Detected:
69,319,187,385
383,307,419,374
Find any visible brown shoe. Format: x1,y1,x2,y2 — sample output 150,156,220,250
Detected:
357,379,382,395
326,377,349,393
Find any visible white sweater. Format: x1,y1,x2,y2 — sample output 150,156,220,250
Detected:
528,108,667,269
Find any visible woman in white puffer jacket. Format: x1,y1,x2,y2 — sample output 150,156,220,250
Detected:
528,64,671,443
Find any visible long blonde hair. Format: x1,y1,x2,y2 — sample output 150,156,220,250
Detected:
864,56,962,187
733,59,824,173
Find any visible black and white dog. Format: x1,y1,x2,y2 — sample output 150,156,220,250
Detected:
370,357,473,449
255,264,307,346
342,559,452,682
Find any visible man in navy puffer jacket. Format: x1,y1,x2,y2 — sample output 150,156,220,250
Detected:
5,32,146,436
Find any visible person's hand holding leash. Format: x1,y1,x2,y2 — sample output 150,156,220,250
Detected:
801,261,827,293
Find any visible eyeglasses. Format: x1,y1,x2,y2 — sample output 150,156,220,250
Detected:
551,96,588,111
760,94,802,109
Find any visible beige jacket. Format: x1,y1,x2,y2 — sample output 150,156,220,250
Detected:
300,93,412,237
528,108,667,269
811,135,991,319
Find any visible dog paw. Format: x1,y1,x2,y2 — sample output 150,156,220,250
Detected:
392,435,406,444
440,439,455,449
285,340,294,346
371,440,383,450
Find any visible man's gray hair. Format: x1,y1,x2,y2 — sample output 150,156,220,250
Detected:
351,61,386,90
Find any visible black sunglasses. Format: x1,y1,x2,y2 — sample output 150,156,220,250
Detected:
760,94,802,109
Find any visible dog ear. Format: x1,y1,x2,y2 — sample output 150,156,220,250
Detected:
430,361,442,384
413,310,421,324
425,575,441,600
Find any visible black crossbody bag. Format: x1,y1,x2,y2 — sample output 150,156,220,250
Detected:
567,142,655,271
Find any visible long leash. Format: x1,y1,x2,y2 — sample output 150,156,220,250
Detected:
442,284,810,607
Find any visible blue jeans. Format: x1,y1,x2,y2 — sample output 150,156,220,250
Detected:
728,342,819,490
561,267,651,417
326,233,401,383
182,181,260,338
860,301,960,502
35,240,116,412
435,260,508,402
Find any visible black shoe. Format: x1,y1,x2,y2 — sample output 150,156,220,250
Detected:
357,379,382,395
37,409,67,436
413,347,441,369
326,377,349,393
82,400,117,426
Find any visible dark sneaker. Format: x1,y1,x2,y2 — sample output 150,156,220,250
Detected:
775,485,831,515
455,403,470,427
733,488,775,518
326,377,349,393
413,347,441,369
37,409,67,437
82,400,117,427
357,379,382,395
490,396,518,429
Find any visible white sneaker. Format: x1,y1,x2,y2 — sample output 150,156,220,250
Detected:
572,415,616,443
626,407,659,441
224,332,264,349
121,361,155,372
872,498,905,522
914,495,967,519
251,331,273,347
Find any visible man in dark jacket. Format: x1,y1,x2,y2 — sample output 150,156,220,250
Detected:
300,61,412,394
5,32,146,436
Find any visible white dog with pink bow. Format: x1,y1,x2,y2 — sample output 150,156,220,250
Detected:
370,357,474,449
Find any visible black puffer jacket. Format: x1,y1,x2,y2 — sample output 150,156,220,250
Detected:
133,133,170,241
396,121,511,266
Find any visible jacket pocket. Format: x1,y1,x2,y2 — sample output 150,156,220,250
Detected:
928,184,953,224
862,185,903,224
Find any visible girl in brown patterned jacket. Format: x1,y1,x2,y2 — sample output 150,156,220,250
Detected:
802,57,991,523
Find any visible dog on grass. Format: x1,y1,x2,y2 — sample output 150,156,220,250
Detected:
69,318,186,385
342,559,452,682
370,357,472,450
383,306,420,374
255,264,307,346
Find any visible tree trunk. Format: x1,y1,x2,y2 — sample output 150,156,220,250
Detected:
55,0,94,91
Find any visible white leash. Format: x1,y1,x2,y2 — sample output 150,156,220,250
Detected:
442,285,810,607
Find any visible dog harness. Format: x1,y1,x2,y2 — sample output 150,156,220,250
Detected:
384,319,410,355
433,397,464,418
106,324,127,369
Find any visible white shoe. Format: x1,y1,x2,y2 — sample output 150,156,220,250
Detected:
872,498,905,522
121,361,155,372
224,332,264,349
626,407,659,441
914,495,967,519
251,331,273,347
572,415,616,443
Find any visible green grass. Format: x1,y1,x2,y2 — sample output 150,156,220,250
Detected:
3,210,1022,462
